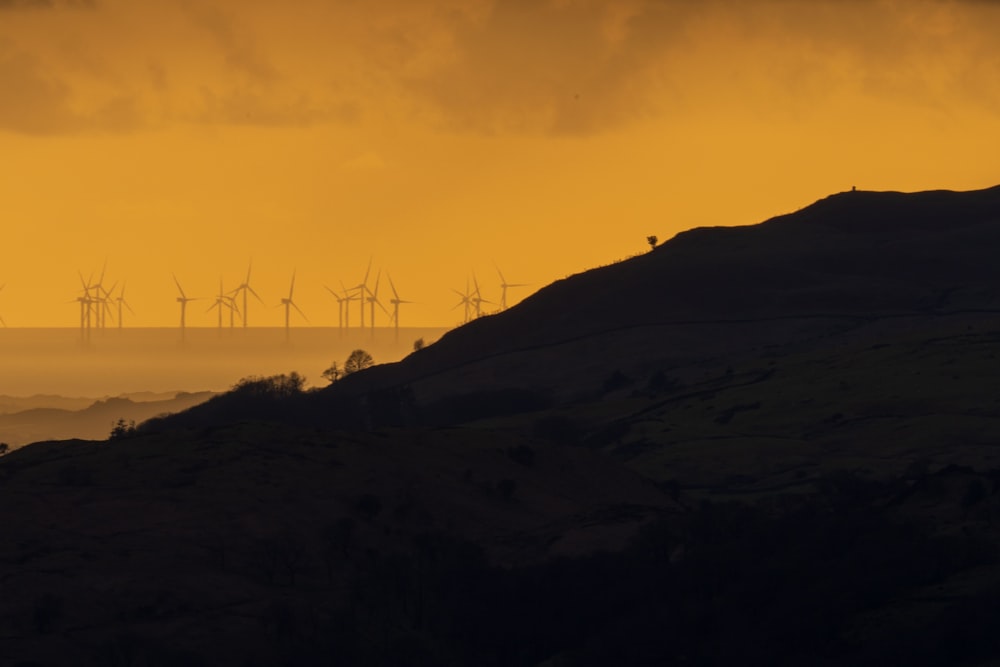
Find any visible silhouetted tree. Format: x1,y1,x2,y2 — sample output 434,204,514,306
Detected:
232,372,305,398
321,361,342,384
413,337,425,352
109,418,136,440
344,349,374,375
647,235,658,250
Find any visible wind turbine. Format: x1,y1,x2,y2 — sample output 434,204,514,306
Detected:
229,261,264,328
366,270,389,339
0,284,6,327
173,274,198,341
353,258,373,330
339,280,357,330
470,273,494,319
86,260,113,329
386,274,413,342
280,271,308,341
496,265,528,311
76,271,95,337
207,277,238,330
452,278,474,324
325,284,348,335
114,282,135,329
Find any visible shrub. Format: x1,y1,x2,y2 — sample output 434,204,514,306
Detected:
231,372,305,398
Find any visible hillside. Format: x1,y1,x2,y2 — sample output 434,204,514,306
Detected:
5,186,1000,665
324,185,1000,405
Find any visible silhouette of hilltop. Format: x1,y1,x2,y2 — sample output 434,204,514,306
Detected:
314,184,1000,406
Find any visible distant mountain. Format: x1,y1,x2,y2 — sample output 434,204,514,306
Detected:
0,391,216,447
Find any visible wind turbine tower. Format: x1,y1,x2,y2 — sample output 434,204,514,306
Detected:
208,278,239,330
115,283,135,329
173,274,198,342
0,284,6,327
325,285,348,336
496,265,528,311
452,279,474,324
387,274,413,342
280,271,308,342
76,271,95,339
354,259,373,331
230,262,264,328
470,274,494,319
366,270,388,339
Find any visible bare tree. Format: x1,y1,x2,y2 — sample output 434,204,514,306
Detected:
344,349,374,375
647,235,658,251
322,361,343,384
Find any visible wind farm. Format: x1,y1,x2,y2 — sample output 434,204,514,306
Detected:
0,258,532,336
0,259,530,398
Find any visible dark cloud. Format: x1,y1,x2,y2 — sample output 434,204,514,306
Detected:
193,87,361,127
0,47,141,135
0,0,95,9
397,0,1000,135
178,1,280,84
0,49,82,133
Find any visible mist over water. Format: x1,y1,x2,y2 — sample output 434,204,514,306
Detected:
0,327,448,397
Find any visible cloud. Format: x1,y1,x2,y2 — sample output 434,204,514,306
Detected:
177,0,280,84
193,87,361,127
0,44,145,134
0,0,95,9
393,0,1000,135
0,49,82,133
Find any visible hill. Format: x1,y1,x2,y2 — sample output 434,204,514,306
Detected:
5,186,1000,665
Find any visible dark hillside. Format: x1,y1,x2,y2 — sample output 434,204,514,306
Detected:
8,186,1000,665
320,185,1000,407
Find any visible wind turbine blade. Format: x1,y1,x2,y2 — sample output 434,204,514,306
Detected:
291,301,309,322
372,270,381,299
387,274,399,301
172,274,187,299
0,314,6,327
124,301,136,315
362,257,372,288
245,261,253,284
248,285,265,303
288,271,296,300
495,264,507,284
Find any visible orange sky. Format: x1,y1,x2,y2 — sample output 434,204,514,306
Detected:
0,0,998,328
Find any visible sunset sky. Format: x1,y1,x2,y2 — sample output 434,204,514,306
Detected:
1,0,998,328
